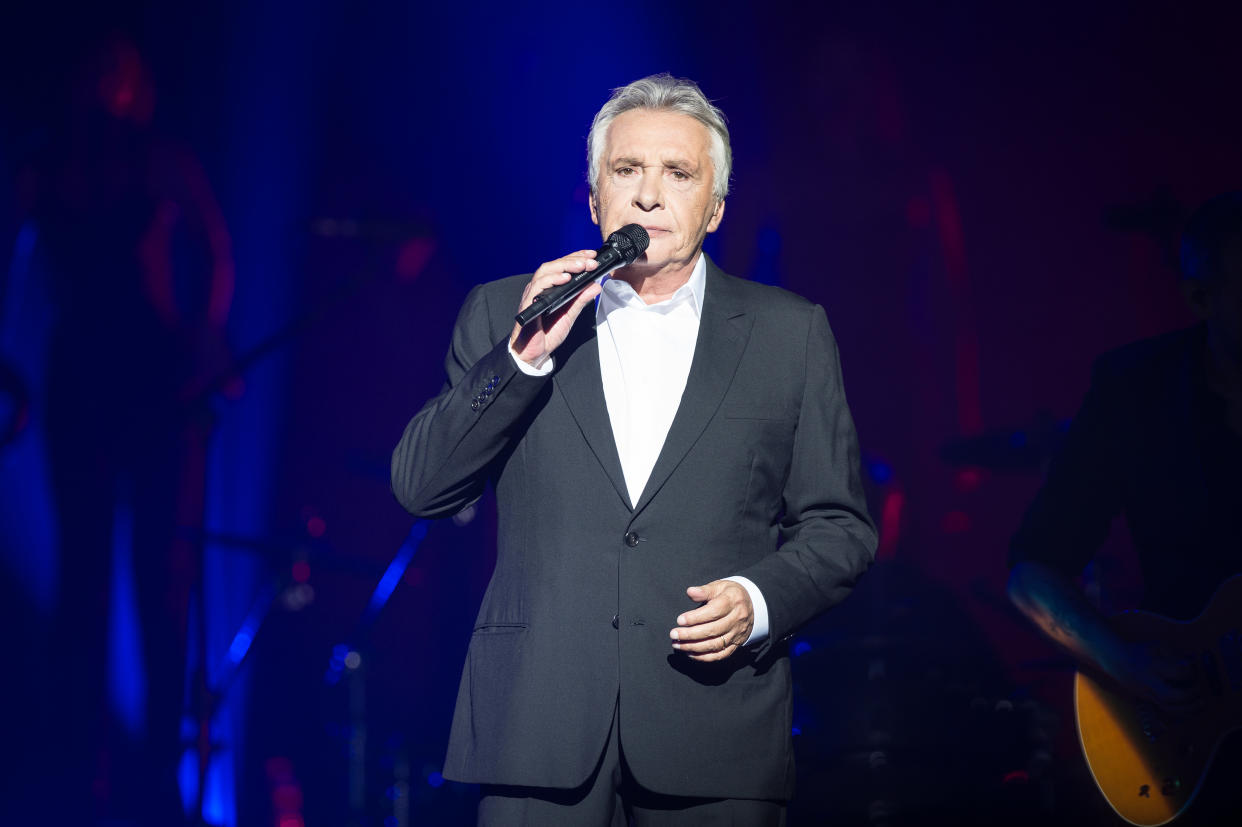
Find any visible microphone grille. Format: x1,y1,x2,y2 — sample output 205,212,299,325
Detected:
608,223,650,262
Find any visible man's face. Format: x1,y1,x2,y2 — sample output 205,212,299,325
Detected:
590,109,725,275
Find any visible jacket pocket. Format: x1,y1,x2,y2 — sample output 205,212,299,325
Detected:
466,623,529,740
722,405,797,422
472,622,529,635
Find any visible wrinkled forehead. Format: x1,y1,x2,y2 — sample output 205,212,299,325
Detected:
602,109,714,165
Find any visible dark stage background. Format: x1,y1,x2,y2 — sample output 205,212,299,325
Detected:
2,2,1240,825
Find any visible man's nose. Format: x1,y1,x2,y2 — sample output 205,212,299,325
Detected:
633,171,662,211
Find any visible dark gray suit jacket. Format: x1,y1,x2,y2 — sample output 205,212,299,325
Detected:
391,257,876,800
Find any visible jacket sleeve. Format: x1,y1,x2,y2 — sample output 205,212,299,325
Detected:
390,283,549,518
738,304,878,643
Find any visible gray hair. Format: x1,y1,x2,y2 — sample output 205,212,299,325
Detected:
587,73,732,202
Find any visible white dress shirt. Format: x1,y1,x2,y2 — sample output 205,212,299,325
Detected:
510,254,769,645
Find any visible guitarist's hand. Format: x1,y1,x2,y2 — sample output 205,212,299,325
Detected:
1009,562,1205,716
1114,640,1203,716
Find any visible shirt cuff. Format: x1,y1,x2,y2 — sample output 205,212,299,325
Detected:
509,343,553,375
724,575,769,646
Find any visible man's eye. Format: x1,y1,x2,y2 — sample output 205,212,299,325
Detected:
669,170,688,181
616,167,634,176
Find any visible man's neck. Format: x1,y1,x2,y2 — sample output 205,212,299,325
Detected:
613,252,701,305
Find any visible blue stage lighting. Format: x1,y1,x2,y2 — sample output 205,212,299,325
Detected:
867,460,894,484
363,521,428,624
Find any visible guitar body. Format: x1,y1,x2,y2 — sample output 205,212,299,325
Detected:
1075,576,1242,825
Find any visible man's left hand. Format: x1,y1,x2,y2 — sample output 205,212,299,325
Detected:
670,580,754,662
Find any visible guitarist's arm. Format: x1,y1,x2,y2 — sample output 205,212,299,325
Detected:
1008,560,1200,713
1007,351,1201,714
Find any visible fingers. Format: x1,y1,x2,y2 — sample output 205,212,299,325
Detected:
514,255,597,321
677,581,746,627
526,250,598,297
517,253,596,307
669,580,753,662
688,643,739,663
543,278,602,326
1153,667,1203,713
671,612,741,645
1126,645,1206,716
1152,656,1195,683
674,623,740,661
685,583,716,602
510,250,602,361
1154,686,1203,718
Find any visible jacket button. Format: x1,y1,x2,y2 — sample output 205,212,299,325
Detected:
624,531,639,548
611,614,619,629
470,399,480,411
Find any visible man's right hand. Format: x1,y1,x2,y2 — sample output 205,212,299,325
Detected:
510,250,602,366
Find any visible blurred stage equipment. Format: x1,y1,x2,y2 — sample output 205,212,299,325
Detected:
176,217,435,825
1,221,38,455
0,358,31,452
178,218,434,407
310,217,435,241
939,414,1070,472
787,561,1057,826
323,519,430,823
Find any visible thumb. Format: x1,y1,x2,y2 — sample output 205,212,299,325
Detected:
686,583,718,601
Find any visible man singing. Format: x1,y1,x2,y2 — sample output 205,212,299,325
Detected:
391,73,876,825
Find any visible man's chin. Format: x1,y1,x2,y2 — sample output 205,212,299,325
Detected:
637,239,680,265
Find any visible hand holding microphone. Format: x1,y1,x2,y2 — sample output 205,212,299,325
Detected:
509,224,649,366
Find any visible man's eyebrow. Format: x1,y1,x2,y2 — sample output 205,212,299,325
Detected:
608,156,699,175
662,158,698,173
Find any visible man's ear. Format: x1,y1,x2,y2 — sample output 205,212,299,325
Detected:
1180,279,1211,319
706,199,726,233
589,191,600,226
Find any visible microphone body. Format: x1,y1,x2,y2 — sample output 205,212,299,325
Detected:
514,224,650,327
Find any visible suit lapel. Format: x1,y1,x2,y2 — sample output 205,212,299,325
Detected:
633,260,752,516
552,307,632,509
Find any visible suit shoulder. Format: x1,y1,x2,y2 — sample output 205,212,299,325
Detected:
473,272,531,307
715,269,819,317
457,273,531,330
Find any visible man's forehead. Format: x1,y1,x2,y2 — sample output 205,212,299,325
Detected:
604,110,712,161
609,152,702,169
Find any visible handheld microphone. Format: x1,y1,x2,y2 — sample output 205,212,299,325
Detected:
514,224,650,326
